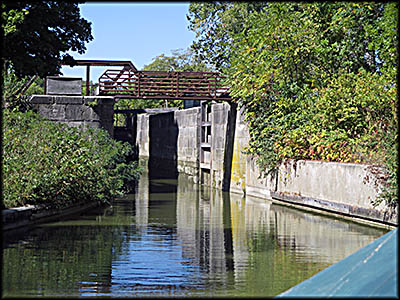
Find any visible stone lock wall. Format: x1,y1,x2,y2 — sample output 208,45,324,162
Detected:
230,107,398,227
136,107,202,182
30,95,115,136
135,103,236,188
209,102,236,191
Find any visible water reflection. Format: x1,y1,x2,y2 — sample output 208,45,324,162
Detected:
2,167,387,297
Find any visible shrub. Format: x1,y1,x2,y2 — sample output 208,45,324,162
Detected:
2,109,142,209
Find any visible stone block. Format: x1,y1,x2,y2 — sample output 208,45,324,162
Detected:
46,77,82,95
65,105,83,120
57,121,85,128
54,96,83,104
29,95,53,104
82,106,100,121
38,104,65,120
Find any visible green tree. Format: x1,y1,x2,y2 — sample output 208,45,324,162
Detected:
143,48,211,72
187,2,267,71
188,2,398,207
2,1,93,78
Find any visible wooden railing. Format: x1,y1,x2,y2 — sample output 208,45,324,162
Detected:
98,69,230,100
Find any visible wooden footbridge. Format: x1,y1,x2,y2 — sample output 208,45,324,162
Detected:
62,59,231,101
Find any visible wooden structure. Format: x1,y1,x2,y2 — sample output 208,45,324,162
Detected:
61,59,137,96
62,59,231,100
98,69,230,100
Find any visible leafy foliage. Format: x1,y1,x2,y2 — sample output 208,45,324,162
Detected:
187,2,267,71
143,48,212,72
3,109,142,209
2,1,93,78
2,70,44,111
188,2,398,207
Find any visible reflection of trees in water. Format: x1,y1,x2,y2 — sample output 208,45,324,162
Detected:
269,203,386,263
3,168,388,297
228,193,387,296
2,189,142,297
2,224,118,296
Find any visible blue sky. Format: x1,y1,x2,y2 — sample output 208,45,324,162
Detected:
61,2,195,82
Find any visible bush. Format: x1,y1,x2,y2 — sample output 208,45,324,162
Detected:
2,109,142,209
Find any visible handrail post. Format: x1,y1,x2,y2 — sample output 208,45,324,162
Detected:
176,72,179,97
86,65,90,96
137,72,140,97
214,75,217,99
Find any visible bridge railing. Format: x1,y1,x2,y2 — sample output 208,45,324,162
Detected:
98,69,230,100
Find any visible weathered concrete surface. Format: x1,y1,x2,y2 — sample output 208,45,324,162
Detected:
137,113,150,158
271,160,397,225
136,103,236,188
230,107,398,227
175,107,202,179
210,102,235,190
30,95,115,136
230,105,276,198
136,107,201,182
136,104,397,227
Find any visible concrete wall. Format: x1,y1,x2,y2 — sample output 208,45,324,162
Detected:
230,106,276,199
30,95,115,136
231,107,398,227
136,107,202,182
271,160,397,225
175,108,202,178
210,102,235,190
136,103,236,188
136,104,397,226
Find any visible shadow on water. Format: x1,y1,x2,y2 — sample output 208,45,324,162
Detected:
148,111,179,182
146,112,179,230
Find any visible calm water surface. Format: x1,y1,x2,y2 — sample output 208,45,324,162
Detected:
2,168,388,297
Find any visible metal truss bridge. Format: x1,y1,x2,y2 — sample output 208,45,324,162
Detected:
62,59,231,101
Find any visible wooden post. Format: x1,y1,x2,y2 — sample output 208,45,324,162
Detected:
86,65,90,96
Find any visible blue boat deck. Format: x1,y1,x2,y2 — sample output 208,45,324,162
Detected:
277,228,398,298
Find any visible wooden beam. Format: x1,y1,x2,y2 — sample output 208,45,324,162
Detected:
62,59,137,72
86,65,90,96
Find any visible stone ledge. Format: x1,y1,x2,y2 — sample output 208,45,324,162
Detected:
54,96,84,104
271,191,398,227
29,95,53,104
2,201,103,231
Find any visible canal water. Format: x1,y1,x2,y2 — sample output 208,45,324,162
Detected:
2,167,388,297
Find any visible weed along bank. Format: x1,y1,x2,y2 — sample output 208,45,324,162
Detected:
2,76,141,231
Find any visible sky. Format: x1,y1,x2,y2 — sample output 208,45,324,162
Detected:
61,2,196,82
